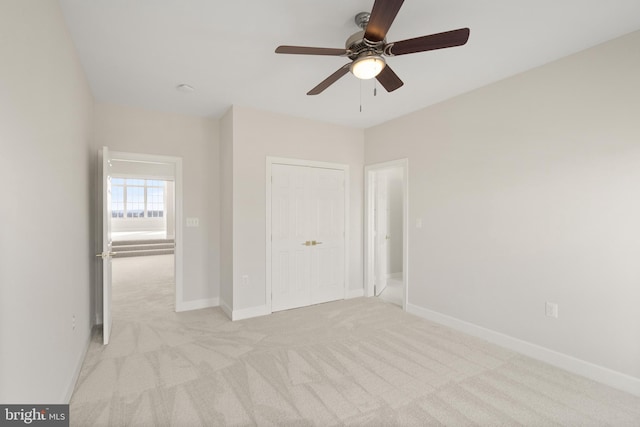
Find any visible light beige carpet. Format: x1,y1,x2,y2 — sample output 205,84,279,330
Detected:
71,255,640,426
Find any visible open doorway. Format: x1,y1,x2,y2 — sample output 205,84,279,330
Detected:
365,159,408,309
110,176,176,317
97,149,183,344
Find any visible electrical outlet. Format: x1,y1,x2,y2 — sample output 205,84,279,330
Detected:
545,302,558,318
72,314,76,331
242,275,249,286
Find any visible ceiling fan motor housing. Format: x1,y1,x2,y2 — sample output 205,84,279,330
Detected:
346,33,385,61
347,12,388,61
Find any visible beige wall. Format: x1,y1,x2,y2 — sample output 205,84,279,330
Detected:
229,106,365,313
0,0,94,402
219,108,234,312
365,31,640,380
92,103,220,305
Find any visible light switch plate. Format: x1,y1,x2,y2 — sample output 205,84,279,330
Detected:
186,217,199,227
545,302,558,318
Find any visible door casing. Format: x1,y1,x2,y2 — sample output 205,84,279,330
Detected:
96,149,185,331
364,159,409,309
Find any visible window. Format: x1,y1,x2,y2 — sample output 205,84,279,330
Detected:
146,180,164,218
111,178,165,219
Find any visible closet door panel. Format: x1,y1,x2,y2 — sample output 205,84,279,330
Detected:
311,167,345,305
271,164,311,312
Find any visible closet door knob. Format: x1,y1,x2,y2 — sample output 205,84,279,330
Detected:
311,241,323,245
301,241,311,246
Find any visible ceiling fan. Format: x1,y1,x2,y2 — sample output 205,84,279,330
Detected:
275,0,470,95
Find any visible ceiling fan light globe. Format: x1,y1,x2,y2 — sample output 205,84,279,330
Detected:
351,55,386,80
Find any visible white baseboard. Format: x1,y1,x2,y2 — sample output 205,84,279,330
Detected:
176,297,219,312
406,303,640,397
63,328,92,403
232,304,270,321
226,293,367,321
219,299,232,319
346,288,364,299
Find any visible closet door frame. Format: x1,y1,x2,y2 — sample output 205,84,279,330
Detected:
266,157,350,314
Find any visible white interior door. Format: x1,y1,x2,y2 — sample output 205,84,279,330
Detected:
310,167,345,304
271,164,345,312
101,147,113,345
374,171,389,296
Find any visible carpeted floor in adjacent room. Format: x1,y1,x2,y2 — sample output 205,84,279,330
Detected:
70,254,640,426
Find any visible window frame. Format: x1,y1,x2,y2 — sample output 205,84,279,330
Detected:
111,178,165,219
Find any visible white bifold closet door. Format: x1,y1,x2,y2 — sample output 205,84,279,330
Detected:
271,163,345,312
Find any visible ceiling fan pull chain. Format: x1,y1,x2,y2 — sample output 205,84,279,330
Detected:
374,79,378,97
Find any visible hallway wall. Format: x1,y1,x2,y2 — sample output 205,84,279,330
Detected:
0,0,94,403
92,103,220,309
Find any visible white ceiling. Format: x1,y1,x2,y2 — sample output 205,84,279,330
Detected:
59,0,640,129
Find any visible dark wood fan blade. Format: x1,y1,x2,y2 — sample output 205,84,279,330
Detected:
364,0,405,43
307,64,351,95
376,65,404,92
275,45,348,56
388,28,470,56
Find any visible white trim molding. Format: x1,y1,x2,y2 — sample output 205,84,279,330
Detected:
176,297,220,313
364,158,409,310
407,303,640,397
346,288,365,299
232,305,270,321
63,329,92,403
219,299,232,319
